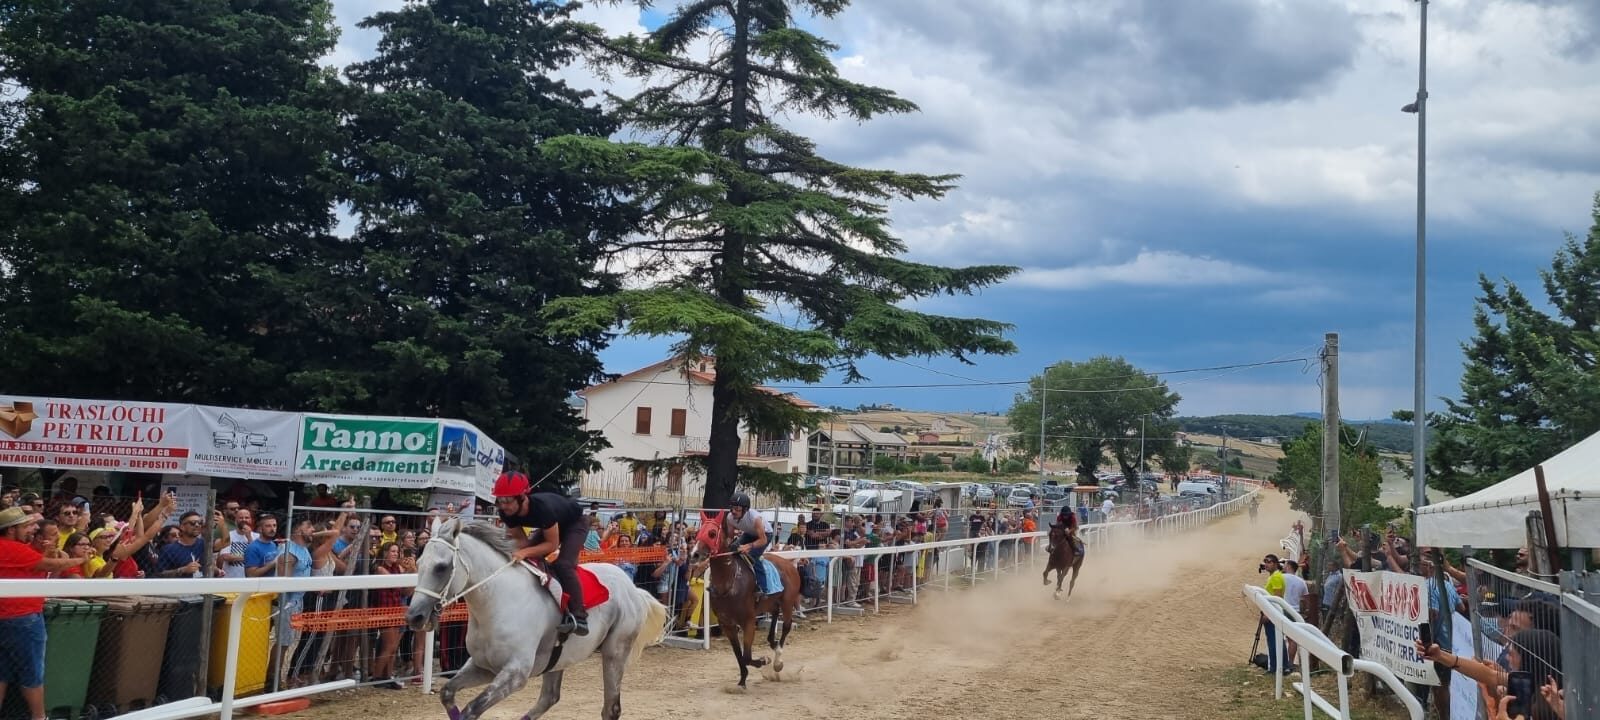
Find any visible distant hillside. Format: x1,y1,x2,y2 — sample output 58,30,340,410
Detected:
1176,414,1420,454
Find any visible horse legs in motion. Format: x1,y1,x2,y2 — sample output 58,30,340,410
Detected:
1042,529,1085,600
713,553,802,689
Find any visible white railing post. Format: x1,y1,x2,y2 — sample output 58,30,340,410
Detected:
218,590,253,720
421,629,435,693
825,557,834,623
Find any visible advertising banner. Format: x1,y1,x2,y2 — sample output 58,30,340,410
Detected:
469,425,506,502
296,414,440,488
1344,570,1442,686
426,489,477,518
159,475,214,521
1449,612,1503,720
185,406,299,481
0,395,191,473
435,423,479,493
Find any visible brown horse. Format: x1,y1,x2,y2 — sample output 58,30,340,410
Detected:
1044,523,1084,600
690,510,802,690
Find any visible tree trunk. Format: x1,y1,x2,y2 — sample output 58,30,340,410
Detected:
701,0,752,511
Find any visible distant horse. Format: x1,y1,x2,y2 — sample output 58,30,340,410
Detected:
690,510,803,690
1044,523,1084,600
406,518,667,720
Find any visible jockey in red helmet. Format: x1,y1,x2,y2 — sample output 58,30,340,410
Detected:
492,470,590,636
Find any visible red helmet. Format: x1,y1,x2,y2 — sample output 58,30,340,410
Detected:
492,471,531,498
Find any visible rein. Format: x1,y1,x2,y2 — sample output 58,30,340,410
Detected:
412,534,529,609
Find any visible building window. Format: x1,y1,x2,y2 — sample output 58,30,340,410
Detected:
667,464,684,491
670,408,687,437
632,466,648,489
635,406,652,435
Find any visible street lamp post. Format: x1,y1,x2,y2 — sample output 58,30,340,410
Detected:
1402,0,1429,519
1138,415,1147,477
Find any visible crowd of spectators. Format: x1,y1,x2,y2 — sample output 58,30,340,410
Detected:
1259,522,1568,720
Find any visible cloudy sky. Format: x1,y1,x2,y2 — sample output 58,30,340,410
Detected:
332,0,1600,419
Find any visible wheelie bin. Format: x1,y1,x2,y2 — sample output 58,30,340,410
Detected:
156,595,221,705
206,593,275,698
6,599,107,720
86,596,180,716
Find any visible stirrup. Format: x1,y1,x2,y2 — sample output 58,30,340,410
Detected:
558,612,590,637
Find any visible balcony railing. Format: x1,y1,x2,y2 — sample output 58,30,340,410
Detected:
679,436,790,457
680,436,709,454
755,439,791,457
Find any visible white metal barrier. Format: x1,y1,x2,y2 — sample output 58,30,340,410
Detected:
1243,585,1423,720
0,487,1260,720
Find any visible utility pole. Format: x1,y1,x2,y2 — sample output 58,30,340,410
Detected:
1138,415,1146,477
1322,333,1342,535
1038,370,1049,485
1220,430,1229,488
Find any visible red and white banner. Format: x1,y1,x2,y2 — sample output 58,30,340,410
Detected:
1344,570,1441,686
0,395,192,473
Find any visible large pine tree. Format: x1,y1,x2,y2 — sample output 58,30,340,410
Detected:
543,0,1017,508
329,0,629,479
1427,193,1600,496
0,0,343,405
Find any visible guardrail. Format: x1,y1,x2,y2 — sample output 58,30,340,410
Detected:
1243,585,1423,720
0,486,1260,720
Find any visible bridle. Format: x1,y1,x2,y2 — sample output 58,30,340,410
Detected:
411,530,528,612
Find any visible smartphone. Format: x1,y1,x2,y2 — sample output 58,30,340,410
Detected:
1506,670,1533,718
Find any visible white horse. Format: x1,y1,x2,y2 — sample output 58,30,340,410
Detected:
406,518,667,720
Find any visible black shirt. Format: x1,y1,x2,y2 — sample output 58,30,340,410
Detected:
499,492,581,532
804,519,829,550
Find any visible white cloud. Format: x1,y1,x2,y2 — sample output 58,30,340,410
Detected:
1012,250,1289,291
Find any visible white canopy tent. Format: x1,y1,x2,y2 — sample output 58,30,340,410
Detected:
1416,429,1600,549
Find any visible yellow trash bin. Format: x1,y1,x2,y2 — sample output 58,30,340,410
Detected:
207,592,277,697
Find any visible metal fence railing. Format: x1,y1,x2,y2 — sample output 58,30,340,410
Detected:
1559,570,1599,720
0,485,1260,720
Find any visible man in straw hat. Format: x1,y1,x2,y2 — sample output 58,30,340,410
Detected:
0,506,90,720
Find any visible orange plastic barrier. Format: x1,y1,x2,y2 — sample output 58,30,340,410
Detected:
578,545,668,564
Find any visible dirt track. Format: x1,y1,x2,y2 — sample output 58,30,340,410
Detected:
287,493,1305,719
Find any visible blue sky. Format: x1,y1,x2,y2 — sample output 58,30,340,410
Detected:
325,0,1600,419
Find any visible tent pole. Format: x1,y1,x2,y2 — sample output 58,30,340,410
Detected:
1533,465,1563,574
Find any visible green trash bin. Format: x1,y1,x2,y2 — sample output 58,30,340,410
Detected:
34,599,106,720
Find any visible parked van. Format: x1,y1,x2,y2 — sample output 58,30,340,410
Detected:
1176,480,1219,496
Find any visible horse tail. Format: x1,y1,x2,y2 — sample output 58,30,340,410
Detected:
630,588,669,665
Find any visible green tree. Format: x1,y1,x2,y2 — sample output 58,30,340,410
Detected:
0,0,343,406
1006,357,1181,485
1422,194,1600,496
322,0,627,485
919,453,946,471
1274,422,1396,530
1157,441,1192,477
542,0,1016,509
1001,458,1027,474
873,453,901,475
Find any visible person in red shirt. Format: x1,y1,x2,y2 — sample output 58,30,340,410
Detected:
0,506,89,720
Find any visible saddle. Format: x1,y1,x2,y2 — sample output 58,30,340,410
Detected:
740,554,784,597
521,560,612,614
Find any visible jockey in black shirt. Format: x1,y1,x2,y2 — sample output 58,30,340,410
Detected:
493,471,590,636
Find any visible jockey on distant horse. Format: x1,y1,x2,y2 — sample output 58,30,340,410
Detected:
727,493,774,598
492,470,590,636
1050,504,1084,556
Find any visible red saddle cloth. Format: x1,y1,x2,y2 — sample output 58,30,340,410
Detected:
526,562,611,613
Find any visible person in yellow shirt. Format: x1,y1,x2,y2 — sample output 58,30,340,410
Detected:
617,512,638,539
1260,554,1290,673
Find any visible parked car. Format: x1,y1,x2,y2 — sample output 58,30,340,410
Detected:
1006,486,1038,507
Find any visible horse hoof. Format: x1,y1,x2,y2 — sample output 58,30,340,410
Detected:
723,684,747,695
773,660,784,673
1053,591,1062,600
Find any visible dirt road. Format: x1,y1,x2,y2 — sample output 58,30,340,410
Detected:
288,493,1306,720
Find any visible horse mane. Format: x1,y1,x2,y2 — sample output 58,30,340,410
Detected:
457,519,519,558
